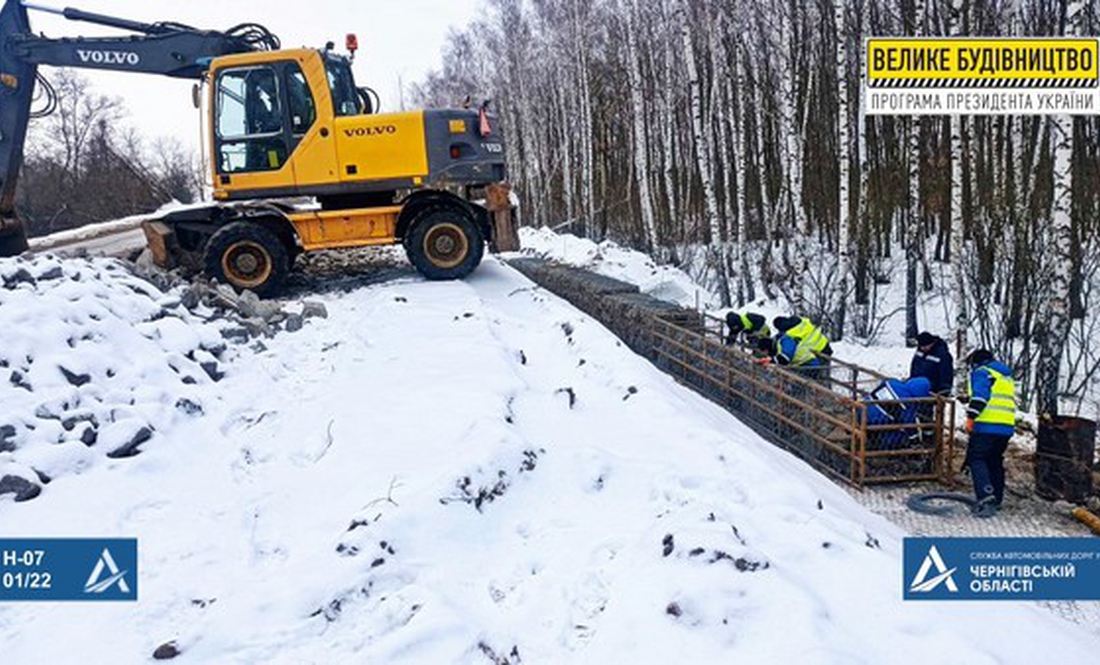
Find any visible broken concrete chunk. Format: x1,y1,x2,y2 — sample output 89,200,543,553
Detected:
302,301,328,319
180,286,201,310
285,313,304,333
220,327,251,344
240,317,273,339
238,290,284,322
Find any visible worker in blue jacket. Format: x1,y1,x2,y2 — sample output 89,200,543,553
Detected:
865,376,933,448
965,349,1017,517
771,316,832,368
910,332,954,395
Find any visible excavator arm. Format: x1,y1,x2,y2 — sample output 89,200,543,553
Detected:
0,0,278,255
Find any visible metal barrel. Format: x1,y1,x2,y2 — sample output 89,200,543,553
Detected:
1035,416,1097,503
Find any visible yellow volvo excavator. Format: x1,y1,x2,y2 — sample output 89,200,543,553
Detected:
0,1,518,293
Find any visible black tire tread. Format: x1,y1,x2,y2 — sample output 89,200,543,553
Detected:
202,222,289,296
404,206,484,280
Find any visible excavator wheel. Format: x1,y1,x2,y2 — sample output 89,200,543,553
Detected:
404,206,484,281
203,222,289,296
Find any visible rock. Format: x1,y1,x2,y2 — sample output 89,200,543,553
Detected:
200,361,224,382
240,317,273,339
9,370,31,391
152,642,181,660
79,425,98,446
33,469,51,485
38,265,64,280
180,287,201,310
221,327,251,343
210,283,241,310
285,313,304,333
0,424,16,452
107,426,153,459
239,290,283,322
175,398,203,416
0,475,41,502
61,413,98,431
202,341,228,358
59,366,92,387
1087,496,1100,514
302,301,328,319
2,267,35,289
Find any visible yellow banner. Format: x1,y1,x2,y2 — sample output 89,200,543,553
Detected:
867,38,1099,87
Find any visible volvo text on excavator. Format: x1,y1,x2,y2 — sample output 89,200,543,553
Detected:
0,0,519,293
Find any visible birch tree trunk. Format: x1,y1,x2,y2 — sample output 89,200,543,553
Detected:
833,0,850,339
950,0,968,376
1036,0,1082,417
905,0,925,344
732,29,755,304
853,0,871,337
624,0,658,250
682,2,731,306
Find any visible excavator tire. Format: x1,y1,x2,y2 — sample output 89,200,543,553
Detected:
203,222,289,296
404,206,484,280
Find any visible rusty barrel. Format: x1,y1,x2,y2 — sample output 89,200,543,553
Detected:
1035,416,1096,503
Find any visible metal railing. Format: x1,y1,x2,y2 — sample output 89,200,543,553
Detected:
650,314,955,487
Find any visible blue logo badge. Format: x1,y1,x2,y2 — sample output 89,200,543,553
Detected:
0,538,138,602
904,537,1100,601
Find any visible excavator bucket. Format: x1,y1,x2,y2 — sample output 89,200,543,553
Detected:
486,183,520,253
0,0,35,256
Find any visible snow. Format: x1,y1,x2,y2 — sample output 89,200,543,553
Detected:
518,226,718,310
1,252,1098,662
0,256,228,487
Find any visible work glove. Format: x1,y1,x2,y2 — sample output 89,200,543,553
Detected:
755,357,772,366
966,418,975,433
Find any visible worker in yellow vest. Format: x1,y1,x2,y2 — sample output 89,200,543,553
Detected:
771,316,833,368
725,311,771,347
965,349,1017,518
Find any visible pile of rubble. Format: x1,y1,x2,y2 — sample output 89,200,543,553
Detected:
0,253,329,504
176,279,329,343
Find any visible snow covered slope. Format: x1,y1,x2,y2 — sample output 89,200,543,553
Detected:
1,255,1097,663
519,226,718,310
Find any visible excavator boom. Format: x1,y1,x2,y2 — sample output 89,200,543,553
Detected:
0,0,277,254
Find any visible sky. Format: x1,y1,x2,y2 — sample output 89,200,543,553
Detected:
23,0,482,150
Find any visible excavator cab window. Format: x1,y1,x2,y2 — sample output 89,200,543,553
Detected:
325,58,359,116
286,64,316,135
215,65,288,173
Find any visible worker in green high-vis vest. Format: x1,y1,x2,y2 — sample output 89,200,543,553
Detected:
965,348,1017,518
724,311,771,347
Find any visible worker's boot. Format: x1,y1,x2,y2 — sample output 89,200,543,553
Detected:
972,495,999,519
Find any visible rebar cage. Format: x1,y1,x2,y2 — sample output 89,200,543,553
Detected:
649,314,956,487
